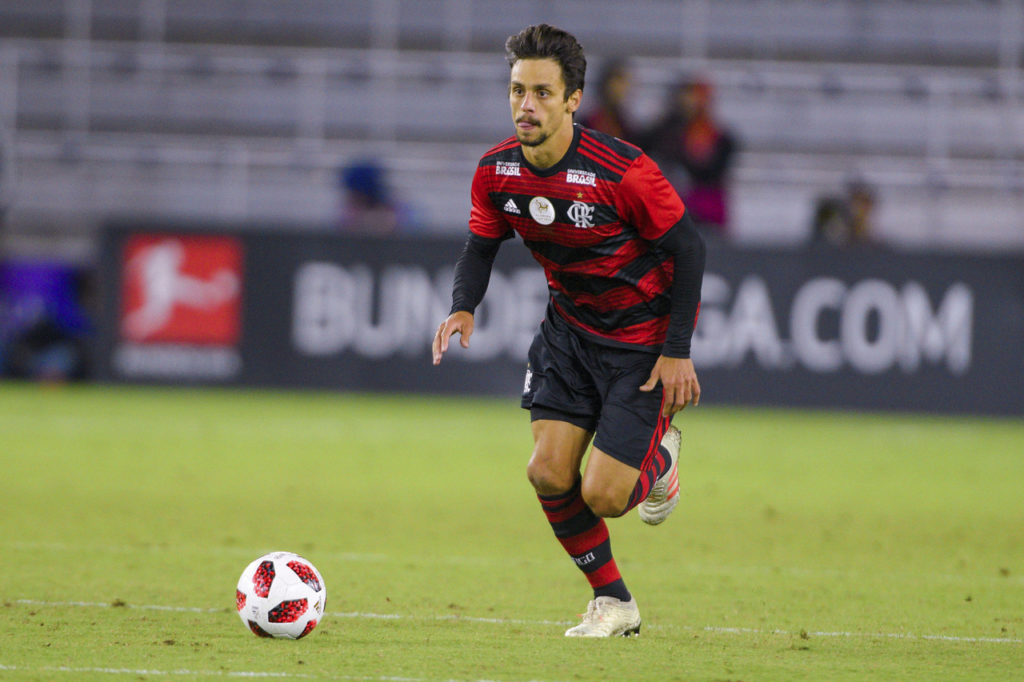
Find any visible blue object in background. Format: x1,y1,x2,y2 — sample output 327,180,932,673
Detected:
0,260,93,379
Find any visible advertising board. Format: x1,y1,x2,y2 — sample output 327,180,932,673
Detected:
97,226,1024,415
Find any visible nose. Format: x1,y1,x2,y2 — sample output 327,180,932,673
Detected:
519,92,535,112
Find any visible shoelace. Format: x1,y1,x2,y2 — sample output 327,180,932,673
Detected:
579,599,612,624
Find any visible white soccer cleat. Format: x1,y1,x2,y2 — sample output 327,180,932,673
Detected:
564,596,642,638
638,425,681,526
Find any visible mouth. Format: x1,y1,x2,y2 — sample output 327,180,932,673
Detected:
516,118,540,130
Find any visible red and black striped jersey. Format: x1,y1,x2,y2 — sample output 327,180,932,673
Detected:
469,124,688,350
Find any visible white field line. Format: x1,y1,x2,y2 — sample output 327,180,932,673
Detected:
702,625,1022,645
0,664,425,681
11,599,1022,645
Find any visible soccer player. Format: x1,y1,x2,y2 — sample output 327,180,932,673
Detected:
432,24,705,637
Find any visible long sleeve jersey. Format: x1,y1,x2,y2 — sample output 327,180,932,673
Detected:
452,124,705,358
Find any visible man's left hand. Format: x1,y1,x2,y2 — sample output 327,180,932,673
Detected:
639,356,701,416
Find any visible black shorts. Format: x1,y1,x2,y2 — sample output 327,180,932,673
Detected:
521,310,670,470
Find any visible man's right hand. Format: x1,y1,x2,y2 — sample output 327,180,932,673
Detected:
432,311,475,365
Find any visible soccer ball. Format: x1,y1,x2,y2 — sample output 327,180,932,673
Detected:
235,551,327,639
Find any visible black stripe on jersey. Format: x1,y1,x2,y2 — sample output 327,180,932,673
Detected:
488,192,525,217
489,192,620,235
578,141,630,176
615,245,671,288
487,192,620,231
578,130,641,169
552,290,670,332
549,270,626,296
575,149,628,181
522,230,633,268
544,196,618,228
579,128,642,163
545,248,665,299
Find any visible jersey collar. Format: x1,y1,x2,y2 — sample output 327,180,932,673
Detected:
519,124,582,178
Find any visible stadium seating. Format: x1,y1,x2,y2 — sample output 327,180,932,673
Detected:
1,0,1021,255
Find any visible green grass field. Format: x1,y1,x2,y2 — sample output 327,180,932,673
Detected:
0,382,1021,681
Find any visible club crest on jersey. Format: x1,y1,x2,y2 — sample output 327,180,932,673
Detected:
566,169,597,187
496,161,520,177
567,201,595,229
529,197,556,225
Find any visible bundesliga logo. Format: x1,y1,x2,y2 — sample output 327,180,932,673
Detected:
120,235,243,345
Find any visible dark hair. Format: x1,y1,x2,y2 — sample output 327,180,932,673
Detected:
505,24,586,99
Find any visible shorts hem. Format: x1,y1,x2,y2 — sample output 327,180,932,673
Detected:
528,405,598,432
590,436,645,471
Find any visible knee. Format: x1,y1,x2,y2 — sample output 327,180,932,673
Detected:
527,450,577,496
581,479,628,518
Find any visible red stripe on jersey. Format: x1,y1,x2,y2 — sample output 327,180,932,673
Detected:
580,129,639,162
548,279,651,313
528,239,648,278
484,136,520,157
528,246,609,277
634,256,675,298
577,147,629,177
581,128,634,158
546,255,670,311
578,136,632,174
519,224,621,251
495,177,583,197
553,300,668,346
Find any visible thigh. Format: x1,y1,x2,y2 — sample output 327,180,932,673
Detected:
591,349,670,470
529,418,594,494
581,446,643,512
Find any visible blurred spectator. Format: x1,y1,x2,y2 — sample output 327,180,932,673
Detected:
641,76,738,238
337,160,406,235
578,58,637,143
0,125,94,381
0,263,93,382
810,180,877,248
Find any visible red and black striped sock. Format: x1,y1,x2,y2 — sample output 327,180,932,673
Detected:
622,441,672,515
538,478,630,602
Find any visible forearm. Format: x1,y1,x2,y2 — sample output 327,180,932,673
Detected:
450,232,503,314
657,213,706,358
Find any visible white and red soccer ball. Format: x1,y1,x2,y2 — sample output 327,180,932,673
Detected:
236,551,326,639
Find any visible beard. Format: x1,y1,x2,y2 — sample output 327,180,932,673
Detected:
516,130,548,147
515,119,548,147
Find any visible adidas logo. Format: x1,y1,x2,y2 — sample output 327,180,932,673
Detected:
503,199,520,215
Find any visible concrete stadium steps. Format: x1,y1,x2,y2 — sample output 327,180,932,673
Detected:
9,39,1023,160
1,1,1021,255
0,0,1012,66
9,132,1023,253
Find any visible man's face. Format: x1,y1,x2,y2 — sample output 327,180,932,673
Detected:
509,58,580,148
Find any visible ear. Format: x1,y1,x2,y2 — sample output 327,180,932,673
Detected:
566,89,582,114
